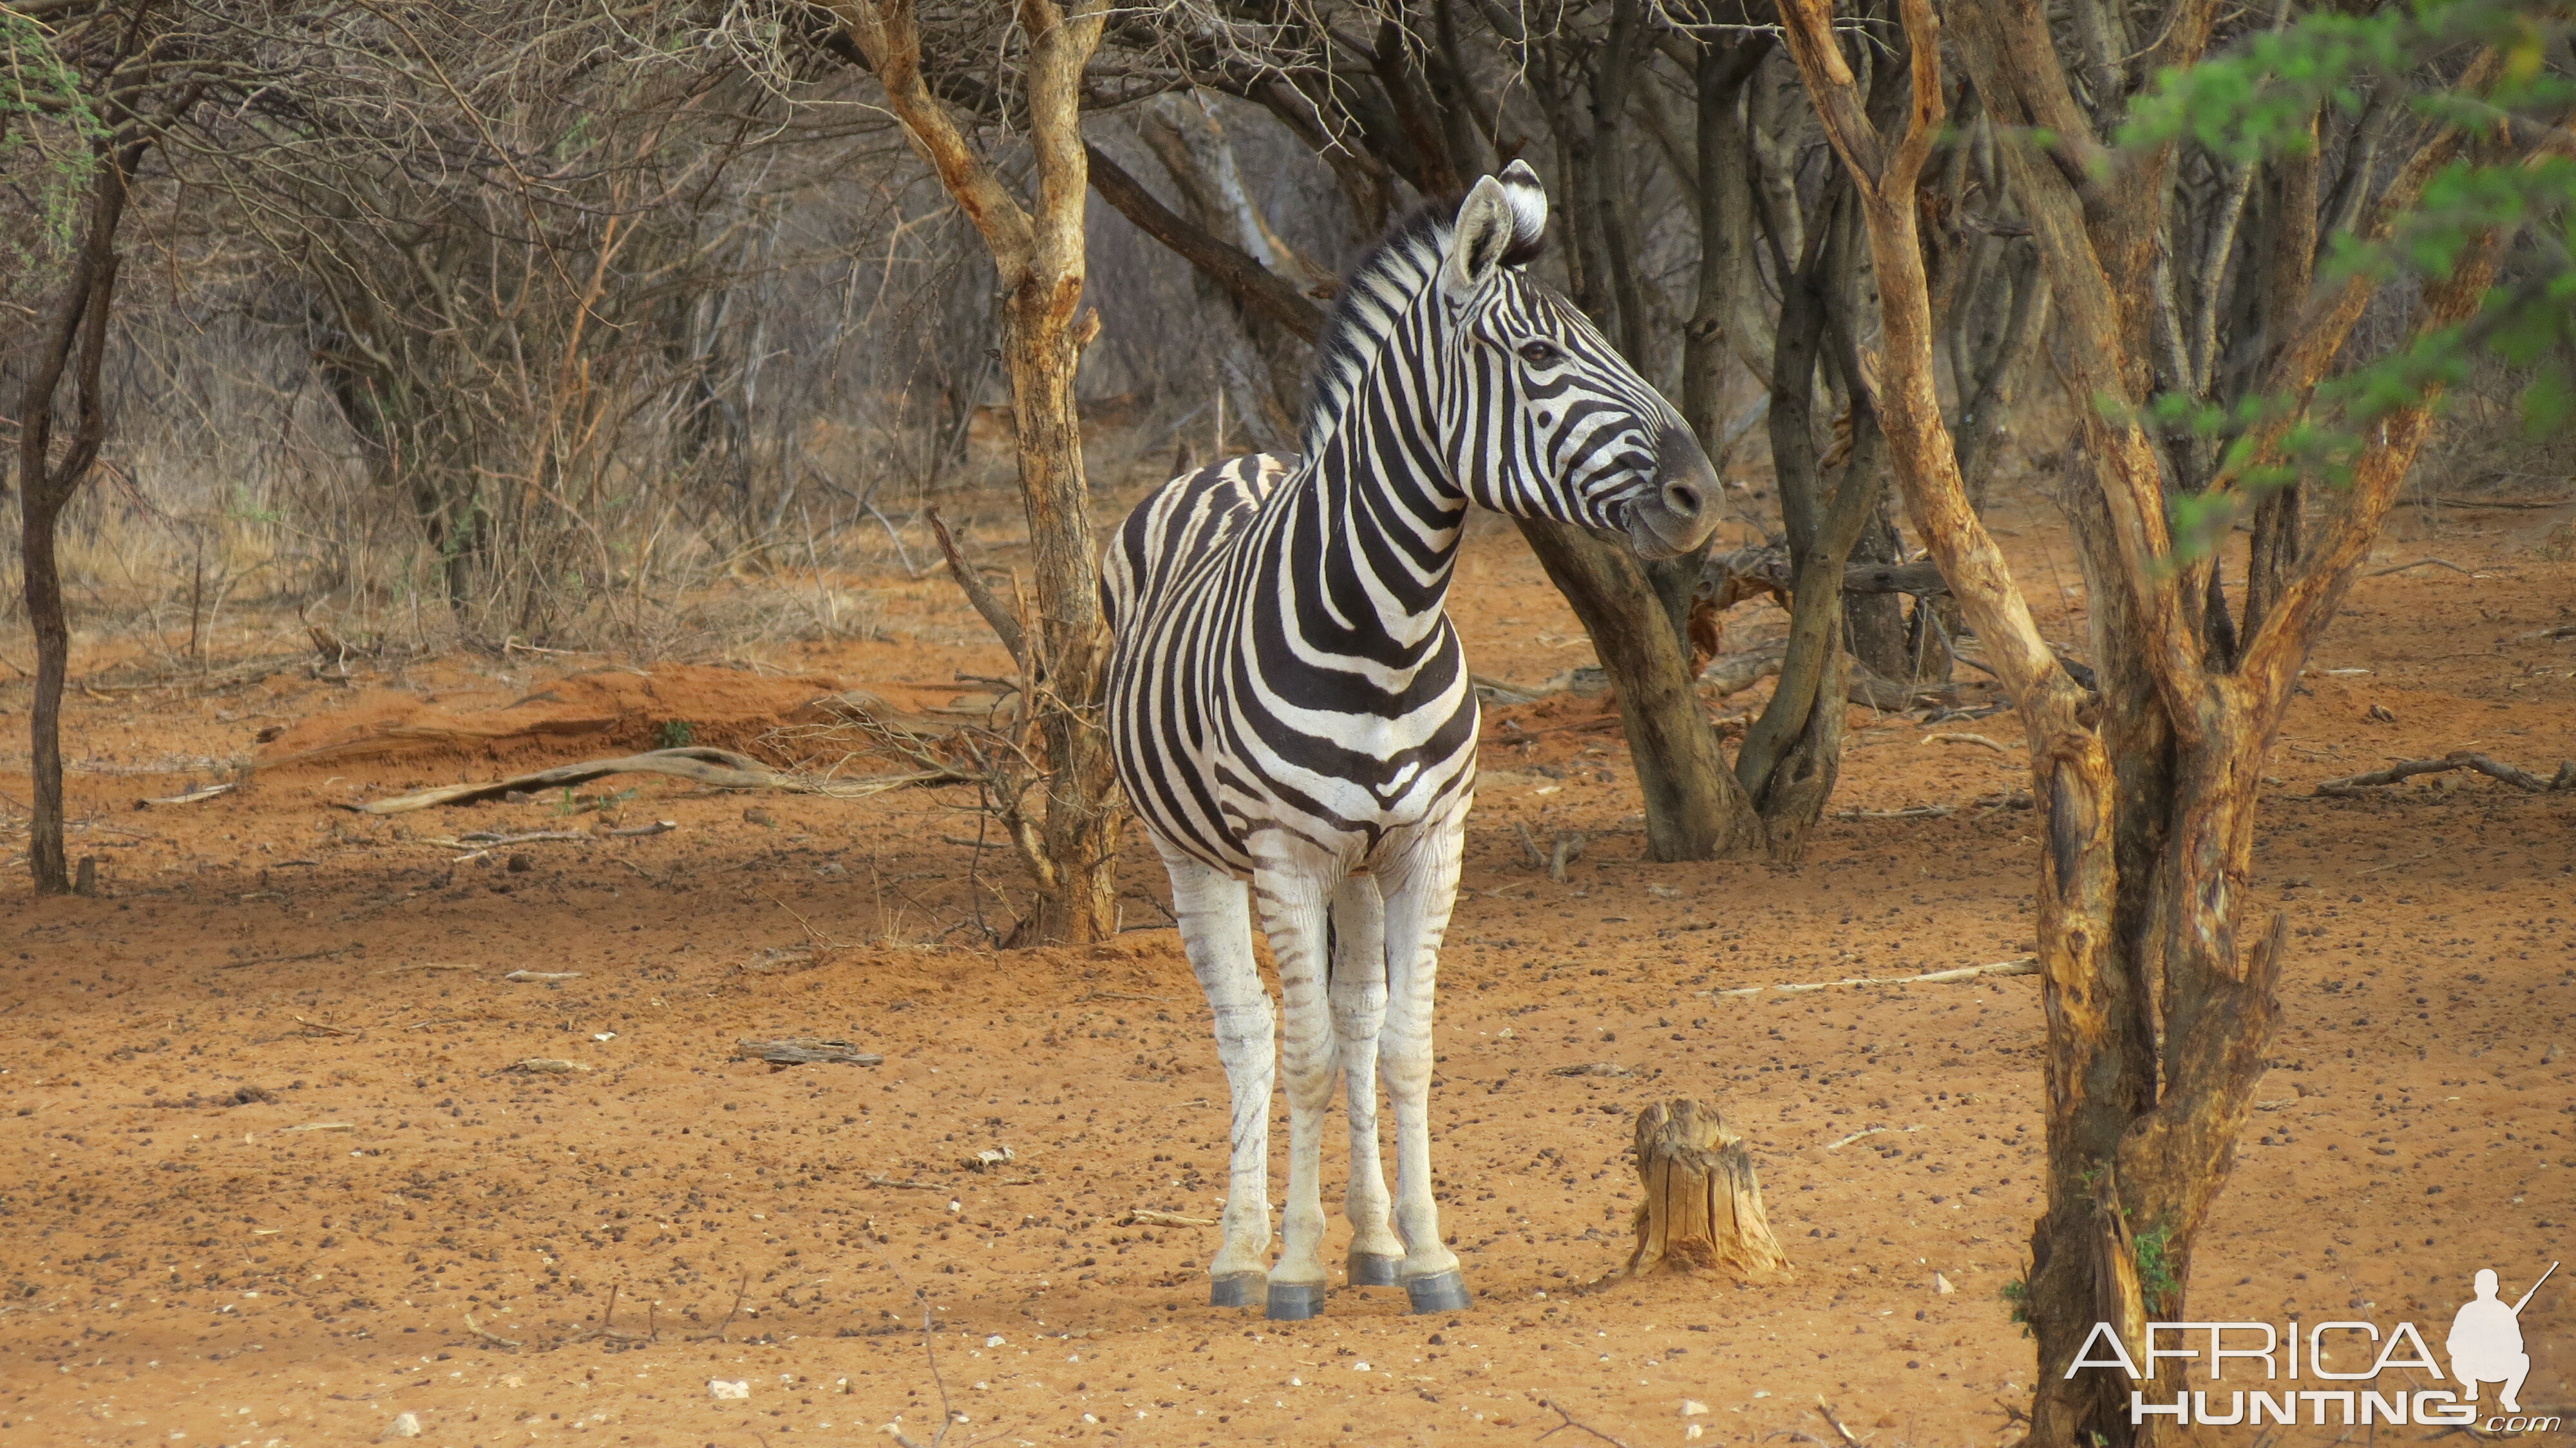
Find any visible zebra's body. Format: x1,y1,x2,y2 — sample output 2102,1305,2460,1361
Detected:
1103,163,1721,1319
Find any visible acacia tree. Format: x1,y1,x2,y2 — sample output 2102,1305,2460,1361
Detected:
6,1,191,895
1774,0,2547,1440
826,0,1124,946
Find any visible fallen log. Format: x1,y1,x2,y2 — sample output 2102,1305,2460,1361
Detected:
347,747,961,814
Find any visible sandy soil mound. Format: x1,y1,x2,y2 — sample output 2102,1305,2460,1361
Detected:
254,664,859,771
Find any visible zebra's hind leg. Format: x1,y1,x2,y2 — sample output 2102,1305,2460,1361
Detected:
1253,862,1337,1320
1376,825,1472,1314
1329,875,1405,1288
1162,850,1274,1309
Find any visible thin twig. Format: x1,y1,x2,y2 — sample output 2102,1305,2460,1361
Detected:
1536,1398,1635,1448
220,946,352,971
763,890,853,948
699,1271,752,1342
1707,957,2040,997
1813,1396,1868,1447
1921,731,2015,754
923,507,1027,667
868,1173,949,1191
464,1313,522,1350
2363,556,2472,578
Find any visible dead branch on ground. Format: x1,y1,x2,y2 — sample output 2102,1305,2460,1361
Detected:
1536,1398,1636,1448
735,1037,884,1067
2316,751,2576,796
347,748,956,814
1709,957,2040,997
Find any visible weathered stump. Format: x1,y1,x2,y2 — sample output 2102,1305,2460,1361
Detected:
1626,1099,1790,1279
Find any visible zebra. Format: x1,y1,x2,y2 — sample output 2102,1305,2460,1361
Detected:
1101,161,1721,1320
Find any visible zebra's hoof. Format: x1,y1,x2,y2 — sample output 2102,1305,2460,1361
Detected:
1209,1273,1263,1309
1265,1282,1326,1320
1404,1270,1472,1315
1346,1252,1403,1288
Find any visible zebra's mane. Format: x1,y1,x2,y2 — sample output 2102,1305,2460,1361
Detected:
1298,187,1546,455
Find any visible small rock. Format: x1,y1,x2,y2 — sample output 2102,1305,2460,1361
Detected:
506,853,533,873
1935,1272,1955,1295
743,807,776,828
386,1411,423,1438
709,1379,751,1401
2545,1043,2564,1065
1680,1399,1710,1417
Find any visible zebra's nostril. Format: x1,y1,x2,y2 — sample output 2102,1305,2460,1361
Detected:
1663,481,1703,517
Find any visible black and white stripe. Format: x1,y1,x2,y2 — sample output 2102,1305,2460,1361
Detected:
1101,161,1720,1320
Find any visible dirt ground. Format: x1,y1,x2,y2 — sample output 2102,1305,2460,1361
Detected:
1,483,2571,1448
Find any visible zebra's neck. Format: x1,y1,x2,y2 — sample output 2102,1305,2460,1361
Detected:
1248,205,1477,667
1257,353,1467,665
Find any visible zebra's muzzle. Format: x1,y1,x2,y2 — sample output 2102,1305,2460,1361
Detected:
1618,426,1723,560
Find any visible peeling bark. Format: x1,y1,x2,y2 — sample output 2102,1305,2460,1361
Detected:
1776,3,2504,1441
832,0,1122,945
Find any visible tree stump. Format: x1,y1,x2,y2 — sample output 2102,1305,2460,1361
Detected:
1626,1099,1790,1279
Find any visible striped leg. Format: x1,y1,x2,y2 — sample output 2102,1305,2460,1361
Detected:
1160,848,1274,1307
1329,875,1405,1286
1376,823,1471,1312
1252,860,1336,1320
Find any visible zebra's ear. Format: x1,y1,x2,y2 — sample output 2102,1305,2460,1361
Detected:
1495,160,1548,263
1439,175,1520,303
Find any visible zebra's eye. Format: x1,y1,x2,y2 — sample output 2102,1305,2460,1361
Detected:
1517,339,1562,367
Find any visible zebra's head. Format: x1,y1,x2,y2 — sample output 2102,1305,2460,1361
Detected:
1430,162,1721,561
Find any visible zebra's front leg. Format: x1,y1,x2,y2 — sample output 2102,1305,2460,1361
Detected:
1161,850,1275,1308
1253,865,1336,1320
1329,875,1405,1288
1377,826,1472,1313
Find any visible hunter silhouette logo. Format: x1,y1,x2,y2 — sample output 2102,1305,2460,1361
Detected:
2068,1260,2561,1429
2450,1262,2555,1415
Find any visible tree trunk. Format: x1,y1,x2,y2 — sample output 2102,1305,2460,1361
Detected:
1002,287,1122,945
1783,4,2514,1442
1587,0,1654,370
15,129,140,897
1514,519,1766,862
1681,27,1768,455
831,0,1121,945
1737,185,1884,850
18,486,75,897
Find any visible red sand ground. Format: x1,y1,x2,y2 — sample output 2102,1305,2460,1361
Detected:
1,491,2571,1448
